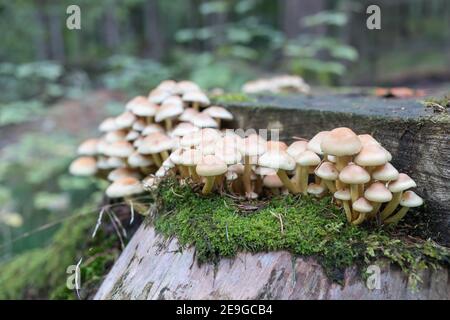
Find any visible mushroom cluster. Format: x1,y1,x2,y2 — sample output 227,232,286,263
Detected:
70,80,422,226
242,75,310,94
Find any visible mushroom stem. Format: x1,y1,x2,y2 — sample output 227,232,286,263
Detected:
254,176,263,194
243,155,253,194
178,165,189,178
324,180,337,193
277,170,299,194
188,166,200,181
270,187,280,196
352,212,366,225
383,207,409,225
193,102,199,111
336,155,352,171
164,118,173,131
215,118,221,128
202,176,215,195
368,202,382,219
215,174,225,191
146,116,153,124
380,191,402,220
160,150,169,161
299,166,309,195
350,184,359,203
343,201,352,223
151,153,162,167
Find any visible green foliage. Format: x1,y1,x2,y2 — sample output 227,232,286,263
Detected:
153,179,450,284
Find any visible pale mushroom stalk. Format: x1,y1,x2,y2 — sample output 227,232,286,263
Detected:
187,166,200,181
202,176,215,194
295,165,308,194
243,155,253,194
160,150,170,161
343,201,352,223
368,202,382,219
193,102,199,111
277,170,299,194
147,116,153,124
151,153,162,167
352,212,367,225
164,118,173,131
335,155,352,171
380,191,402,220
350,184,359,203
384,191,423,225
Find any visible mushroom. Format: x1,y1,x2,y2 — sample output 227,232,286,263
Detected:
181,149,203,181
125,130,140,142
169,148,189,177
190,113,219,128
371,162,399,182
202,106,233,127
358,134,380,146
171,122,199,138
196,155,228,195
179,108,199,122
228,163,245,195
287,141,308,158
334,189,352,222
315,161,339,193
141,124,165,136
132,119,147,132
105,130,128,143
99,117,119,132
106,176,144,199
103,140,135,159
128,96,158,124
307,131,329,158
77,138,99,156
115,111,136,129
307,183,325,197
137,132,174,167
354,144,389,174
182,91,210,111
107,167,141,181
176,80,200,94
155,99,183,130
351,197,373,225
69,157,97,176
295,150,321,194
258,149,298,194
128,151,154,174
321,127,362,171
263,174,284,195
148,88,171,104
239,134,267,196
380,173,416,221
339,163,371,203
383,191,423,225
364,182,392,219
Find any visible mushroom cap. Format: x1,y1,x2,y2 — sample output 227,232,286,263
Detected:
141,124,164,136
239,134,267,157
155,166,168,178
69,157,97,176
263,174,284,188
225,170,238,181
125,130,140,141
77,138,99,156
171,122,199,137
132,119,147,132
162,95,183,108
372,162,399,181
229,163,245,175
215,135,242,154
181,149,203,166
202,106,233,120
148,88,171,104
364,182,393,202
334,188,351,201
266,140,288,152
328,155,337,163
358,134,380,147
96,156,111,170
255,166,277,176
352,197,373,213
128,152,154,168
307,183,325,195
315,161,339,180
99,117,118,132
321,127,362,156
181,128,221,148
296,150,321,166
104,140,135,158
169,148,184,165
128,96,158,117
176,80,201,94
105,130,127,143
162,157,175,169
388,173,416,193
115,111,136,129
138,133,174,154
215,147,242,165
287,141,308,158
157,80,177,92
196,155,227,176
106,177,144,198
155,101,183,122
179,108,199,122
142,175,157,191
339,163,371,184
182,91,210,105
107,156,126,168
258,150,296,171
307,131,329,155
190,113,218,128
354,144,389,167
107,167,141,181
400,191,423,207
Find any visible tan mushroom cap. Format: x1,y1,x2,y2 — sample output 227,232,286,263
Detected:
307,183,325,196
388,173,416,193
107,156,126,168
107,167,141,182
352,197,373,213
99,117,118,132
115,111,136,129
141,124,164,136
162,95,183,108
215,147,242,165
266,141,288,152
179,108,199,122
128,152,154,168
155,101,183,122
77,138,99,156
364,182,392,202
307,131,329,155
263,174,284,188
105,130,127,143
358,134,380,146
255,166,277,176
156,79,177,92
328,155,337,163
142,175,157,191
400,191,423,207
228,163,245,175
225,170,238,181
69,157,97,176
182,91,210,106
239,134,267,157
128,96,158,117
104,140,135,158
138,133,174,154
202,106,233,120
258,150,296,171
372,162,399,181
181,149,203,166
106,177,144,198
296,150,321,166
148,88,171,104
339,163,371,184
196,155,227,176
171,122,199,137
176,80,201,94
169,148,184,165
287,141,308,158
132,119,147,132
96,156,111,170
334,188,351,201
315,161,339,180
354,144,389,167
190,113,218,128
126,130,140,141
321,127,362,156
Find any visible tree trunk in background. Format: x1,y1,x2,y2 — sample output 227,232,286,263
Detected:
280,0,325,38
48,4,65,62
33,5,48,60
104,3,121,50
144,0,164,60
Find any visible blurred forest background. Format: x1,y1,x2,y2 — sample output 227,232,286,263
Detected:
0,0,449,298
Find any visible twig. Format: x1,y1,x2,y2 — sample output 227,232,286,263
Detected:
91,207,105,238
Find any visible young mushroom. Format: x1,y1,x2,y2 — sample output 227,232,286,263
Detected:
196,155,228,195
202,106,233,128
383,191,423,225
371,162,399,182
128,96,158,124
321,127,362,171
339,163,371,204
307,183,325,197
106,176,144,199
182,91,210,111
351,197,373,225
364,182,392,219
295,150,321,194
155,99,183,131
314,161,339,194
69,157,97,176
258,149,299,194
239,134,267,196
181,149,203,181
263,174,284,195
334,189,352,222
380,173,417,221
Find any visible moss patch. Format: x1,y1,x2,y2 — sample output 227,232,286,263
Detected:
152,179,450,285
212,92,255,104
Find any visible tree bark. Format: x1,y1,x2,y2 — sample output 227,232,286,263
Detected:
144,0,164,59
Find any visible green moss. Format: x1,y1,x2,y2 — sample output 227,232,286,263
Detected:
152,179,450,285
212,92,255,103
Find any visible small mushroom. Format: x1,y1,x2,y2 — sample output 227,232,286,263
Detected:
334,189,352,222
354,144,389,174
202,106,233,127
258,150,298,194
307,183,325,197
263,174,284,195
196,155,228,195
99,117,119,132
339,163,371,203
155,100,183,130
138,132,174,167
128,96,157,124
77,138,99,156
191,113,219,128
69,157,97,176
179,108,199,122
182,91,210,111
181,149,203,181
321,127,362,171
295,150,321,194
380,173,416,221
315,161,339,193
239,134,267,196
307,131,329,157
115,111,136,129
383,191,423,225
371,162,399,182
107,168,141,181
171,122,199,138
364,182,392,219
106,176,144,198
351,197,373,225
